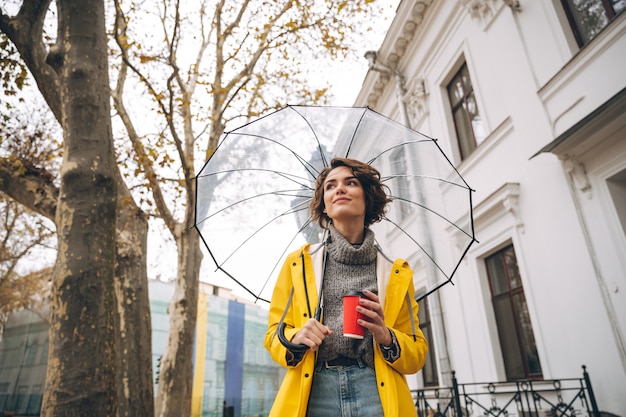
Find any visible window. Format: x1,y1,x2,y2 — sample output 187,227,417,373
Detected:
391,150,412,219
0,383,9,412
39,342,48,365
418,297,438,386
14,385,29,413
486,245,542,380
24,343,37,366
26,385,43,415
606,168,626,238
447,63,485,160
561,0,625,46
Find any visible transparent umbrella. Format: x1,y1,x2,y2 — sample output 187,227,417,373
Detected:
195,105,476,303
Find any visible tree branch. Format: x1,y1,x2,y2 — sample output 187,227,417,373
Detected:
0,0,62,122
0,157,58,221
112,1,178,233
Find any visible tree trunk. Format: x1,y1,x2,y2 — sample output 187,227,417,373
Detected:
114,188,154,417
155,226,202,417
2,2,154,415
0,163,155,417
41,0,118,415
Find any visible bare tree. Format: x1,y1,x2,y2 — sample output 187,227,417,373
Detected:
110,1,380,415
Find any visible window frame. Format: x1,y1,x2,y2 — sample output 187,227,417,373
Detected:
560,0,623,47
446,62,484,161
418,296,439,387
485,244,543,381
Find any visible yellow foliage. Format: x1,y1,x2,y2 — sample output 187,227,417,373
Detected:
138,54,158,64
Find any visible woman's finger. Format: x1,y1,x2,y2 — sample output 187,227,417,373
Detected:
362,289,379,303
357,290,391,344
292,318,332,350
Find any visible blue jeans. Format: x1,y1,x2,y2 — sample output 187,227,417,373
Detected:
306,358,384,417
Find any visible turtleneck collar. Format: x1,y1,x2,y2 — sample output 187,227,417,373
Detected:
326,223,377,265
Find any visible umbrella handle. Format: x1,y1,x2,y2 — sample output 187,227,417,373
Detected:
277,322,309,352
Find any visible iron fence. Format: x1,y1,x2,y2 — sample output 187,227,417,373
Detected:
414,365,600,417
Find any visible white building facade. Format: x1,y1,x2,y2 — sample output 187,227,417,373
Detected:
354,0,625,415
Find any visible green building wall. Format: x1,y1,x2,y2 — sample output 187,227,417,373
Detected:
0,280,283,417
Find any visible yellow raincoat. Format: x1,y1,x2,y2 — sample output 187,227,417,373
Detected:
264,243,428,417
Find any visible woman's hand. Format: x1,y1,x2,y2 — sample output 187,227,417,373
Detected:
357,289,392,346
291,318,333,352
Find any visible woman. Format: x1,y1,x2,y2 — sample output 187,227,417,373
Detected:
264,157,428,417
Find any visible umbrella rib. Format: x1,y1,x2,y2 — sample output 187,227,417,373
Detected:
230,131,325,179
195,224,269,303
283,198,315,216
216,203,313,271
365,139,435,166
199,208,316,304
416,237,478,302
213,208,315,303
381,173,471,191
381,216,449,279
430,137,476,191
289,105,330,169
387,194,474,240
195,188,313,226
256,216,317,299
198,167,314,187
343,108,369,157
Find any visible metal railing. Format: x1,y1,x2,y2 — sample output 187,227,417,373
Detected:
413,365,600,417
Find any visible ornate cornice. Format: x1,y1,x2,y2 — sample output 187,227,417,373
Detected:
366,0,433,108
364,0,523,109
386,0,433,69
468,182,524,234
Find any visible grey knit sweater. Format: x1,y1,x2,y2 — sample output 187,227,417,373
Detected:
317,224,378,368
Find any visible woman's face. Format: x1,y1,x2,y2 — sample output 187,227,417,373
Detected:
322,166,366,225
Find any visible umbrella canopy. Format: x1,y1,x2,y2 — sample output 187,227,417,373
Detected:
195,105,476,303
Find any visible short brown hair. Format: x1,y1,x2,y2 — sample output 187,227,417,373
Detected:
310,158,391,229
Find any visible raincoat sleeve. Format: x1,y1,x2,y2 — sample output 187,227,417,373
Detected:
264,250,309,368
381,261,428,375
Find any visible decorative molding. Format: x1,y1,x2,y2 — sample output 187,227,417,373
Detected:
502,191,524,233
445,184,523,264
461,0,497,21
366,0,433,108
404,77,429,127
463,182,524,235
460,0,520,23
387,1,432,68
560,155,592,199
451,227,473,261
503,0,521,11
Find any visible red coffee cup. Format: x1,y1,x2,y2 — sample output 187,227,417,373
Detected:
343,291,366,339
